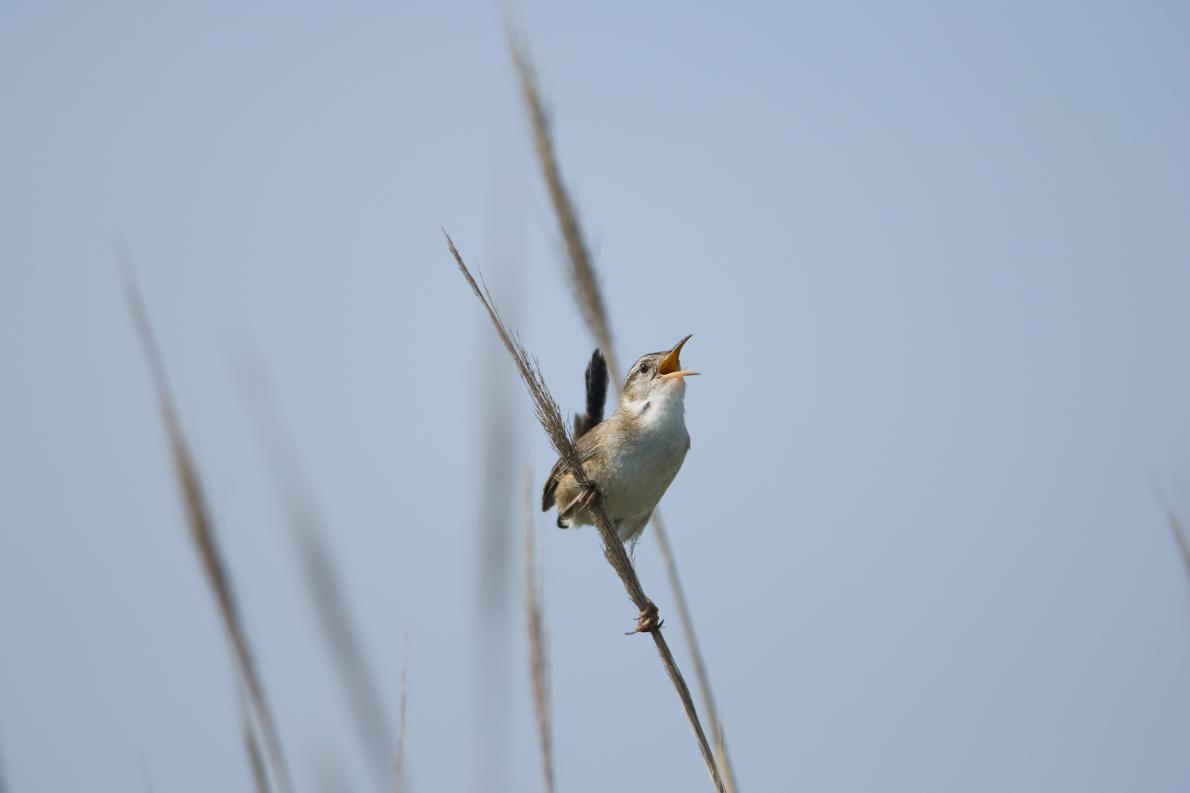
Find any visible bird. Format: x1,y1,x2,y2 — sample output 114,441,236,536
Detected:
542,335,699,545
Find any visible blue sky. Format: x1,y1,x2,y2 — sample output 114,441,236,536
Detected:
3,2,1190,791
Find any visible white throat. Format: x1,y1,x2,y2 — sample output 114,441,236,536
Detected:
621,379,687,429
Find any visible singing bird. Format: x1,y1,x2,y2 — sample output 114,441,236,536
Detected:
542,335,699,544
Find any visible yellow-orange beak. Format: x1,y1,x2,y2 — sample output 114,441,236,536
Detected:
657,334,700,380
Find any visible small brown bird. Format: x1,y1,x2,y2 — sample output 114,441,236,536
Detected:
542,335,699,544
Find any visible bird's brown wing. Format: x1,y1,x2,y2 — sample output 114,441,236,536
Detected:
540,425,607,512
545,350,610,511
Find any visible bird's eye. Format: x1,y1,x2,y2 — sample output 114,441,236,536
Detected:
639,363,649,374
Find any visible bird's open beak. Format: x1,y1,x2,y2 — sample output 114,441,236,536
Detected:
658,334,700,380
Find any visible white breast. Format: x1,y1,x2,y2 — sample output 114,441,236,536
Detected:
603,381,690,528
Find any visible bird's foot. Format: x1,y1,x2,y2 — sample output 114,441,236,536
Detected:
578,481,601,509
559,481,600,524
628,601,663,635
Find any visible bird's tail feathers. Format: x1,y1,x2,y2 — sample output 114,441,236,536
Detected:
573,348,608,437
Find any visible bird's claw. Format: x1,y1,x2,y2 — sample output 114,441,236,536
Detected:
627,602,663,635
579,482,600,508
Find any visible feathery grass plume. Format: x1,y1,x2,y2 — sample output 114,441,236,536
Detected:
239,685,271,793
123,270,295,793
443,233,725,792
521,469,555,793
508,35,740,792
507,31,619,383
237,360,395,791
394,649,409,793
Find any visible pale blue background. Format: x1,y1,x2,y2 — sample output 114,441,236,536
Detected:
3,2,1190,791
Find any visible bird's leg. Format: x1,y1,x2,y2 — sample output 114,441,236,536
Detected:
629,600,663,634
574,480,661,634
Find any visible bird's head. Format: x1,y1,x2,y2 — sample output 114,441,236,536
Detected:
621,335,700,405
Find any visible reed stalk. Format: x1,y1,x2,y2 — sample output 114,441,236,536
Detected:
521,470,555,793
394,652,408,793
239,685,272,793
124,271,295,793
508,34,739,791
238,362,395,792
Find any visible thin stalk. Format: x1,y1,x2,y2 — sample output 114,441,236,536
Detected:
238,361,396,792
1172,511,1190,578
1154,481,1190,580
124,271,295,793
651,511,736,786
443,233,725,792
522,469,555,793
394,650,408,793
239,685,272,793
508,34,738,792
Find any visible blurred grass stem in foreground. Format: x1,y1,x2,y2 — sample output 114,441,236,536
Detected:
124,268,295,793
522,469,556,793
